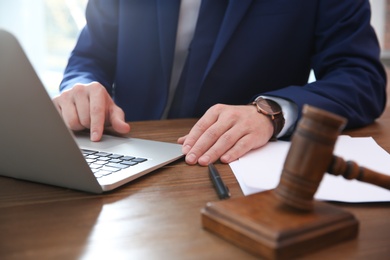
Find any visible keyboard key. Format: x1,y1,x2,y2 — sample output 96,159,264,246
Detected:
94,160,109,165
109,159,123,163
109,154,123,159
94,170,113,178
100,165,121,172
121,156,135,161
89,163,103,169
95,152,112,157
82,149,98,155
121,161,138,166
132,158,147,163
97,156,111,161
105,162,130,169
86,158,97,163
86,155,99,159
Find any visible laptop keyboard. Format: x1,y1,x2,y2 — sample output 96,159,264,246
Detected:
81,149,148,178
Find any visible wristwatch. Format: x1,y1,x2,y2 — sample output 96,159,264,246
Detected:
251,97,285,139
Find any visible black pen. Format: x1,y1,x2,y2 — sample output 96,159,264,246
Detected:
208,163,231,200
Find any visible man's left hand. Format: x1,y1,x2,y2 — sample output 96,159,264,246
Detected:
177,104,274,166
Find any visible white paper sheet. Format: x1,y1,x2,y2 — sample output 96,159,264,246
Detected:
229,136,390,202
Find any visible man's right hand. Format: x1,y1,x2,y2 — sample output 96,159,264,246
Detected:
52,82,130,141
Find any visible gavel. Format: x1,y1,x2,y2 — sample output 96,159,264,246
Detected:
201,104,390,259
274,105,390,211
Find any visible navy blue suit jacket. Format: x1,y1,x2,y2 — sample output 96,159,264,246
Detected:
60,0,386,130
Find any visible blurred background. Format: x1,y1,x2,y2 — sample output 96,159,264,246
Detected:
0,0,389,102
0,0,87,97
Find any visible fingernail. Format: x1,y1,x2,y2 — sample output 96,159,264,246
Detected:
221,154,231,163
199,155,211,165
186,153,197,164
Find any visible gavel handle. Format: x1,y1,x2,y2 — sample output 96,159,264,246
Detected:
328,155,390,190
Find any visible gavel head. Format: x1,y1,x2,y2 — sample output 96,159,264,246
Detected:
273,105,347,211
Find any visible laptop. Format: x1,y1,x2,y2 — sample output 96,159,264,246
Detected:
0,29,184,193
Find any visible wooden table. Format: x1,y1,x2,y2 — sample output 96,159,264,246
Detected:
1,111,389,259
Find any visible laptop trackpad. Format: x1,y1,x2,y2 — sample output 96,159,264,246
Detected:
75,132,130,150
74,132,182,159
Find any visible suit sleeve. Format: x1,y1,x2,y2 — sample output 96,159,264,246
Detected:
264,0,386,129
59,0,119,95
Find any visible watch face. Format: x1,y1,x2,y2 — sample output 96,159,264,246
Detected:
255,98,281,116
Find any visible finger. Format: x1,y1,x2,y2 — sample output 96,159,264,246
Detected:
181,105,222,154
109,105,131,134
219,133,266,164
72,85,91,129
89,89,107,141
196,125,246,166
177,134,188,144
56,94,84,131
218,113,273,164
52,96,62,113
61,104,83,131
185,117,233,165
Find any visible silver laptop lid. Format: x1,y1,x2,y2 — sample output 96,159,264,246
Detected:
0,29,103,193
0,29,183,193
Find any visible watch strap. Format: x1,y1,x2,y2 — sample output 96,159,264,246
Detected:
271,111,285,139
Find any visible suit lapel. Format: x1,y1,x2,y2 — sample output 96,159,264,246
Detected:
202,0,253,82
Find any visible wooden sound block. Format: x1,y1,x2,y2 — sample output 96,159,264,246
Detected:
201,190,359,259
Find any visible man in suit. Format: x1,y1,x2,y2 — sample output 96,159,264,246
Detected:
54,0,386,166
